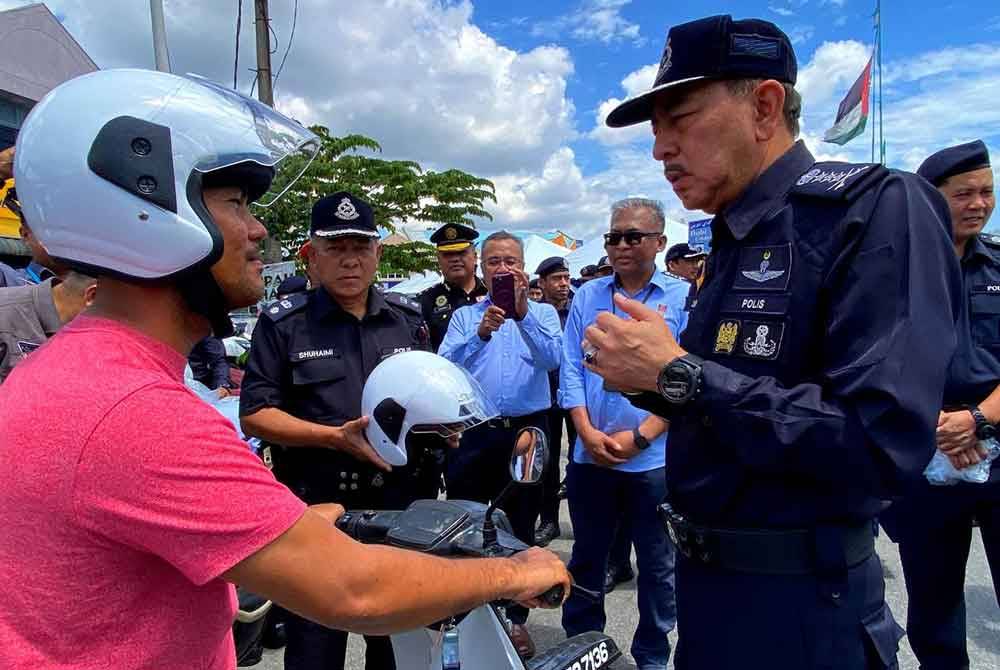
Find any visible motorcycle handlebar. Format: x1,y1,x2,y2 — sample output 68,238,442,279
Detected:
335,510,399,543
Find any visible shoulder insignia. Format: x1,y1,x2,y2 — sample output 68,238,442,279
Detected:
790,162,889,201
981,233,1000,249
385,291,423,316
262,291,308,322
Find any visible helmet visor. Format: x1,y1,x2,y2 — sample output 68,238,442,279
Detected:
180,74,320,207
410,366,499,438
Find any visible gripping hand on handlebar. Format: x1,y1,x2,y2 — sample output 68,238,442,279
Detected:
505,547,571,608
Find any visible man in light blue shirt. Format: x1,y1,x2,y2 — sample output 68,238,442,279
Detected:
560,198,688,670
439,230,562,658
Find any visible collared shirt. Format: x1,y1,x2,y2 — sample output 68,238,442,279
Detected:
239,286,429,491
0,278,62,383
419,277,489,351
0,261,29,288
439,297,562,417
630,140,961,527
561,271,689,473
945,234,1000,406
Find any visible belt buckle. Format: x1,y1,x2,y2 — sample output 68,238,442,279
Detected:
658,503,714,565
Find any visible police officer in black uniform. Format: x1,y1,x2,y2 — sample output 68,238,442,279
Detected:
880,140,1000,670
418,222,488,351
239,191,437,670
581,15,961,669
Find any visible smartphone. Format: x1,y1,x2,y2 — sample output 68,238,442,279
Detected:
492,272,516,317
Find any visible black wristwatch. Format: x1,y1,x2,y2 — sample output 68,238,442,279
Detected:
969,406,996,440
632,427,651,450
656,354,704,405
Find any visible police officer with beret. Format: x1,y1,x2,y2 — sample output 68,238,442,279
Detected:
880,140,999,670
418,222,488,351
580,15,961,669
240,191,438,670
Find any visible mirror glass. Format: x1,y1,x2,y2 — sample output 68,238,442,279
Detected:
510,427,548,484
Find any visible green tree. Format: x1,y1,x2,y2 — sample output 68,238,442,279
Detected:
258,126,496,275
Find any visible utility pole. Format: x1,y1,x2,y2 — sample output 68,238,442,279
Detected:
149,0,172,73
254,0,274,107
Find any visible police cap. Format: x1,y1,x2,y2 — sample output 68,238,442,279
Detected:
535,255,570,278
597,255,612,270
917,140,991,187
430,223,479,252
310,192,379,239
607,15,797,128
580,264,597,278
665,243,707,263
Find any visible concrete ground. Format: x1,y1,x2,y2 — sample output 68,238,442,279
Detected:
255,445,999,670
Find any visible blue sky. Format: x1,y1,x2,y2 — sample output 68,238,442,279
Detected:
3,0,999,240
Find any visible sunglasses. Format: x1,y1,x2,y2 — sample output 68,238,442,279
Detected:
603,231,662,246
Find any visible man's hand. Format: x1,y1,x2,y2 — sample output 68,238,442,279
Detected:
580,427,627,467
506,547,571,608
606,430,642,460
511,268,531,321
0,146,13,181
936,410,979,454
215,387,231,399
478,305,506,341
330,416,392,471
583,293,685,393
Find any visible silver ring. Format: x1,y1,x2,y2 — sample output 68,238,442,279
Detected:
583,344,598,364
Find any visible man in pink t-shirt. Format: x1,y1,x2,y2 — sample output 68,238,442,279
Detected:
0,70,569,670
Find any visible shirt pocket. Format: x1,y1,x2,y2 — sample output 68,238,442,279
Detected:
290,356,346,386
970,291,1000,347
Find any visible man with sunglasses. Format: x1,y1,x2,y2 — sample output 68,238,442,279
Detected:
559,198,689,670
580,15,960,670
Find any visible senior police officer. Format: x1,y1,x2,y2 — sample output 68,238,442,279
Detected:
239,191,438,670
880,140,999,670
418,222,488,351
533,255,576,546
581,15,961,670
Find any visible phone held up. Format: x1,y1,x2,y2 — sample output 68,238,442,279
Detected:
492,272,517,317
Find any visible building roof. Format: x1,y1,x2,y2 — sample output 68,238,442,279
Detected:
0,3,98,103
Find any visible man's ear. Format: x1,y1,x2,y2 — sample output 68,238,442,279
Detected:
752,79,786,142
84,282,99,307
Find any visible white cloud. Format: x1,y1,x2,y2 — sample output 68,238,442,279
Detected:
531,0,642,45
588,62,657,146
769,5,796,17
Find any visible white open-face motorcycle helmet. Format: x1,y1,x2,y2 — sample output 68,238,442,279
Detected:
13,69,319,333
362,351,499,466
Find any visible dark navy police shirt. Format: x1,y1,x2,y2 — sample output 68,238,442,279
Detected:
632,141,962,528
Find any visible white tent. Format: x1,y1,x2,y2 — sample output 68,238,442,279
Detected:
521,234,572,276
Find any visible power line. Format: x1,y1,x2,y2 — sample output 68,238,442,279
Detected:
272,0,298,90
233,0,243,89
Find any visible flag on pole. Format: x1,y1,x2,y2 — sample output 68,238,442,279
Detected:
823,56,873,145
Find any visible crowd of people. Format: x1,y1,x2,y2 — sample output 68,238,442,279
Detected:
0,11,996,670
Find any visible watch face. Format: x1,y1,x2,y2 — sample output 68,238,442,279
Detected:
658,364,692,403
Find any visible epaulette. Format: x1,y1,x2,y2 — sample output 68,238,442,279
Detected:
384,291,423,316
981,233,1000,249
261,291,308,322
790,162,889,202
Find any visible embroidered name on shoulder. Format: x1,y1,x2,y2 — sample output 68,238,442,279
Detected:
791,162,887,200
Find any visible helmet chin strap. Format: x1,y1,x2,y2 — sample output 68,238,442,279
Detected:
176,269,235,339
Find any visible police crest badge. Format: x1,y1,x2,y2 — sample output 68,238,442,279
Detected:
715,321,739,354
445,227,458,240
435,294,448,308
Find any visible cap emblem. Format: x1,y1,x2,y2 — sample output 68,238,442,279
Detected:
659,38,673,76
335,197,360,221
445,227,457,240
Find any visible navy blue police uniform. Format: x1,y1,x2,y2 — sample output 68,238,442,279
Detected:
418,223,488,351
604,15,963,670
880,140,1000,670
239,192,436,670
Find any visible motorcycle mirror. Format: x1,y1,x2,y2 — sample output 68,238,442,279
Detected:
509,427,547,485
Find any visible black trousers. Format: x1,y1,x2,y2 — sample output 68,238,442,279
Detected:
446,410,549,624
284,615,394,670
890,477,1000,669
539,407,575,525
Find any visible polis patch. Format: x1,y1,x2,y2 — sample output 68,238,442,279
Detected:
721,293,790,316
732,244,792,292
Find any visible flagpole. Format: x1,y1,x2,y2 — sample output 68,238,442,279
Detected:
877,0,884,164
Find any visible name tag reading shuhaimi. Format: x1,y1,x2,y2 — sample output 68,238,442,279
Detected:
294,348,338,362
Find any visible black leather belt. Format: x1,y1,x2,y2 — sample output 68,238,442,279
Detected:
658,503,874,576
